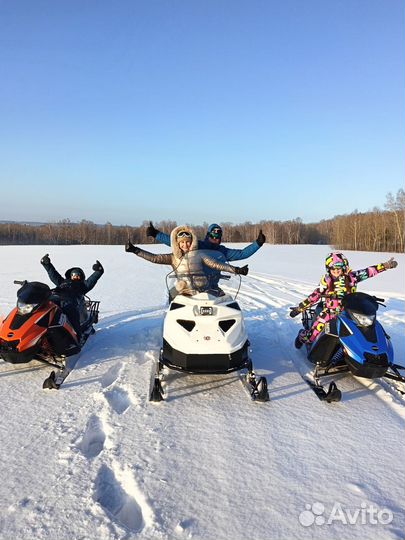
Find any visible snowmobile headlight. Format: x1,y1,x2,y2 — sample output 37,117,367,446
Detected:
200,306,213,316
17,301,38,315
348,310,375,327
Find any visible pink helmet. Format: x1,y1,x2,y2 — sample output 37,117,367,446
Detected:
325,252,349,273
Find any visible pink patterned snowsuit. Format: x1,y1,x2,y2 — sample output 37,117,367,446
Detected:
298,262,389,344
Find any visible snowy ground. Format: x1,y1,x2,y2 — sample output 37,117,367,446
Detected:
0,244,404,540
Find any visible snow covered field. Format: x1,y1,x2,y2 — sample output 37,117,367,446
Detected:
0,244,404,540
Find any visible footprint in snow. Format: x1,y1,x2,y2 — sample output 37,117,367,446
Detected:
101,363,123,388
78,414,106,458
94,464,144,533
103,386,132,415
175,518,198,537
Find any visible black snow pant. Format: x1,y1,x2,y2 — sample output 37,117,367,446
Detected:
51,295,82,339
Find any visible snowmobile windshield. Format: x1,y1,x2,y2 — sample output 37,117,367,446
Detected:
17,281,51,305
166,249,242,300
342,292,379,316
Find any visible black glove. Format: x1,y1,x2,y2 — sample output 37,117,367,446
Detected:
256,229,266,246
235,265,249,276
289,306,301,318
92,260,103,272
383,257,398,269
146,221,159,238
125,239,140,254
41,253,50,265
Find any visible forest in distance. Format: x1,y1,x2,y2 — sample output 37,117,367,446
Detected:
1,189,403,253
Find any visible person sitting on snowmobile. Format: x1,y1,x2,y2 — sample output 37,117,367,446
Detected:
125,225,248,297
145,221,264,289
40,254,104,342
289,252,398,347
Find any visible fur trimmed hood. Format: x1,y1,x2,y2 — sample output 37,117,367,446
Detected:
170,225,198,259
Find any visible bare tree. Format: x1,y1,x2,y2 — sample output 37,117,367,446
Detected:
385,189,405,253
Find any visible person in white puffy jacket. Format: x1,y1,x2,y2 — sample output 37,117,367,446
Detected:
125,224,248,297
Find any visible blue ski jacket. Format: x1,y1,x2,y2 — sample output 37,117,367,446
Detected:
156,232,261,260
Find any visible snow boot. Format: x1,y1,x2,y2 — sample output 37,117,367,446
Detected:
295,331,305,349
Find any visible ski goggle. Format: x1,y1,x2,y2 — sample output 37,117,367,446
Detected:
177,231,192,239
70,271,82,280
330,263,345,270
208,227,222,239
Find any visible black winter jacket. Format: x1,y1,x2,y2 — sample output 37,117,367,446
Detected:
42,262,103,302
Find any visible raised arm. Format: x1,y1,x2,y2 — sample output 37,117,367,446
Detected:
201,254,248,275
40,254,64,286
125,240,172,265
146,221,171,247
351,258,398,284
219,230,265,261
84,260,104,293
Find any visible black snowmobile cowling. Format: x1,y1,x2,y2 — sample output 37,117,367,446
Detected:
17,281,52,306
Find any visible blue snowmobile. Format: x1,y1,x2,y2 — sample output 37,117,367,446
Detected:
297,292,405,402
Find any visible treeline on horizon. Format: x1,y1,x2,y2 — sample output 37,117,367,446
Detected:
0,190,403,253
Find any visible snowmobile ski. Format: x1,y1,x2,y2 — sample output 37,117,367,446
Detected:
302,375,342,403
239,369,270,402
149,358,165,402
150,376,164,402
43,368,67,390
43,354,80,390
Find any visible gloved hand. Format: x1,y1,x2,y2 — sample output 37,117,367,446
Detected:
125,239,140,254
384,257,398,269
235,265,249,276
146,221,159,238
289,306,301,318
256,229,266,246
41,253,50,265
92,260,103,272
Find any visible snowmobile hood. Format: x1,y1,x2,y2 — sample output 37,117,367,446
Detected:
17,281,51,304
170,225,198,259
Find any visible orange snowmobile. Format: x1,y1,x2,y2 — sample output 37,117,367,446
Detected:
0,280,99,369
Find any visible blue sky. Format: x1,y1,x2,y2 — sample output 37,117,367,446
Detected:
0,0,403,226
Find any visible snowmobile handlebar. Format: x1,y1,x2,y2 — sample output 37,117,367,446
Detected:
373,296,386,306
167,273,232,281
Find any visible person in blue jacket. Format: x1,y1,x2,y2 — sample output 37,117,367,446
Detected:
146,221,265,288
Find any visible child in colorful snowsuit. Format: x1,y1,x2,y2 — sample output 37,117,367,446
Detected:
290,252,398,346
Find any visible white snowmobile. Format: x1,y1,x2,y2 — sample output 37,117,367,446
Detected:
150,271,269,402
